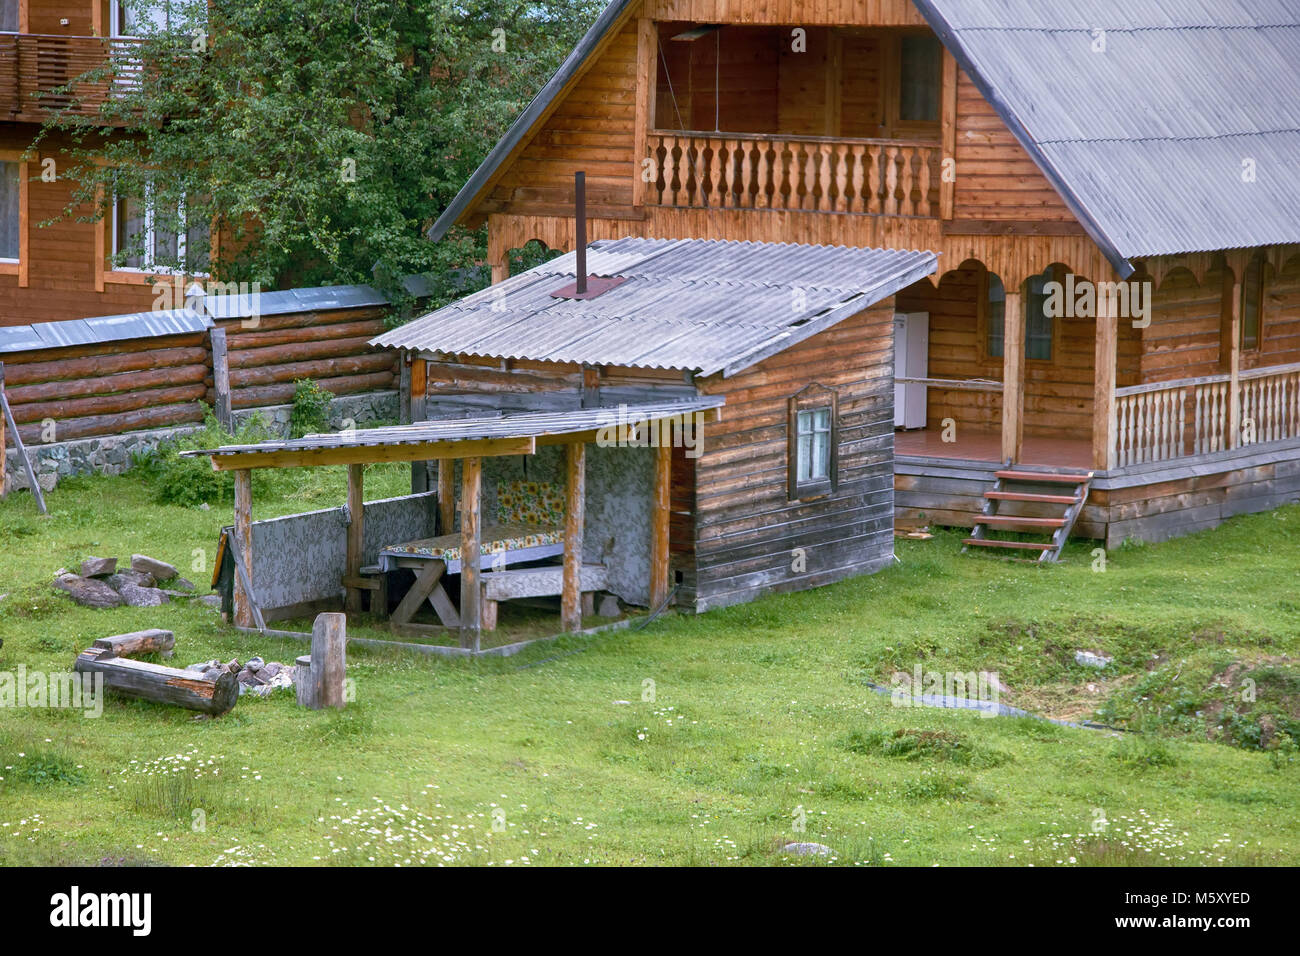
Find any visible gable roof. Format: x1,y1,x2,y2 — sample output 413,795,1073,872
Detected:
916,0,1300,268
372,237,937,378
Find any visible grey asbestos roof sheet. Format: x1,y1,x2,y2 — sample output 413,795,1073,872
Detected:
183,397,725,460
0,308,210,355
371,237,938,377
916,0,1300,262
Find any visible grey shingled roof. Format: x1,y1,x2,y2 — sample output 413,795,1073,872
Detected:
372,237,938,378
916,0,1300,267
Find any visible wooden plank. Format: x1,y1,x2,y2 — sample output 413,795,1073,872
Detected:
459,457,483,649
483,564,607,601
650,440,671,608
562,442,586,632
437,459,456,534
344,463,364,614
232,469,254,627
0,365,46,514
208,435,535,470
1001,289,1024,463
391,559,446,626
210,327,233,430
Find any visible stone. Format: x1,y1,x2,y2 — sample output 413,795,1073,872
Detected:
53,573,124,609
80,557,118,578
109,569,156,591
1075,650,1113,669
171,577,196,592
118,583,170,607
199,594,222,609
782,842,833,857
597,594,622,618
131,554,178,581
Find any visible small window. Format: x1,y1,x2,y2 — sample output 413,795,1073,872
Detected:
788,385,838,499
113,186,209,274
0,161,18,261
898,35,942,123
1025,269,1054,361
986,273,1006,359
1241,254,1264,351
0,0,19,33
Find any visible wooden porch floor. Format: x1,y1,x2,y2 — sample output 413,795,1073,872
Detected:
895,428,1093,471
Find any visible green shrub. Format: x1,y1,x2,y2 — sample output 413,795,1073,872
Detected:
289,379,334,438
133,409,272,506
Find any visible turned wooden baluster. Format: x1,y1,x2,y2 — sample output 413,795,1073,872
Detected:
849,145,865,214
897,146,916,216
675,137,691,206
770,141,787,210
833,144,849,213
883,146,900,216
917,148,933,217
815,144,830,212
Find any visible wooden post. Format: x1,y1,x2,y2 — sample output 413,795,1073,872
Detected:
0,361,6,497
305,612,347,709
409,358,429,493
1093,292,1118,471
345,463,364,614
437,460,456,535
633,17,656,207
562,442,586,632
0,362,46,514
1228,278,1243,449
459,457,482,651
649,441,671,609
1001,289,1025,464
939,48,958,220
398,357,412,424
210,327,232,431
232,468,253,627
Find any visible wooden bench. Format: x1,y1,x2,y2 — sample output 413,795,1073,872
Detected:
480,564,606,630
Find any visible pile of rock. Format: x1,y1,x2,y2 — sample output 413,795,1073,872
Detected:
52,554,213,609
186,656,294,697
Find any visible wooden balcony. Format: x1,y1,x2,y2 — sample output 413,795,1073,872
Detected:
0,33,142,123
645,130,941,218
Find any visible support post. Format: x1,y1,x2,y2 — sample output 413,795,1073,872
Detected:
299,612,347,710
1228,278,1242,449
459,457,482,651
562,441,586,632
1092,292,1118,471
437,460,456,535
1001,289,1025,464
409,357,429,492
345,463,364,614
491,261,510,284
633,17,656,207
210,327,232,431
0,361,6,496
650,441,671,609
233,468,253,627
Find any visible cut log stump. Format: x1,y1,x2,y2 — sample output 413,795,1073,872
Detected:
92,629,175,660
74,648,238,716
297,612,347,710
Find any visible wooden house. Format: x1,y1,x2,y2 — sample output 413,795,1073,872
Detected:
427,0,1300,550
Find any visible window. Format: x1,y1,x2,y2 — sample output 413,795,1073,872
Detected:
1025,269,1054,361
986,273,1006,359
1241,254,1264,351
0,0,18,33
0,161,18,261
788,385,838,499
898,34,942,123
112,0,174,36
113,186,209,274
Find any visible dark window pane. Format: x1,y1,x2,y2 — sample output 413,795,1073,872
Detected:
1026,271,1053,361
987,273,1005,358
0,162,18,260
1242,255,1263,350
0,0,19,33
115,195,146,270
899,35,942,123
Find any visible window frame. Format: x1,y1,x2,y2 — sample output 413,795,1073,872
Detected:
787,383,839,501
1240,253,1265,353
0,151,24,280
111,182,209,277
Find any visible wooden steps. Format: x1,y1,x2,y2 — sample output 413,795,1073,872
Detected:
962,466,1094,563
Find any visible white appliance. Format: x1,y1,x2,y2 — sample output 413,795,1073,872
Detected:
894,312,929,429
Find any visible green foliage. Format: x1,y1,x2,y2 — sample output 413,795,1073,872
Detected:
842,728,1008,768
133,409,273,506
289,379,334,439
7,751,86,788
35,0,603,302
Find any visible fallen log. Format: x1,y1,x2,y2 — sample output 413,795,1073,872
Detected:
74,648,238,716
91,629,176,660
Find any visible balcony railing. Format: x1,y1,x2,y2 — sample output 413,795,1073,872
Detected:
0,33,142,121
646,130,941,217
1113,361,1300,467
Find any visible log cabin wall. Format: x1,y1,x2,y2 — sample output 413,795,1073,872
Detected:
688,299,896,612
1262,258,1300,368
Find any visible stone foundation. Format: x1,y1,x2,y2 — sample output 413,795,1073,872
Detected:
3,390,399,493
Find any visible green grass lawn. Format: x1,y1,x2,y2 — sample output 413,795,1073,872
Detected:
1,463,1296,866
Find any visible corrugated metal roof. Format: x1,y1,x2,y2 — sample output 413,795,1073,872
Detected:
372,237,937,377
183,397,725,460
916,0,1300,261
202,284,390,319
0,308,211,355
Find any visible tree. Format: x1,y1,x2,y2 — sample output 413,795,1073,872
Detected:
34,0,602,309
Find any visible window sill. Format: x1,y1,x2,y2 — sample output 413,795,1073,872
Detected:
0,260,19,275
105,270,210,285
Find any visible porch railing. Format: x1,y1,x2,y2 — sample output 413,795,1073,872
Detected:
646,130,941,217
0,33,143,120
1113,362,1300,467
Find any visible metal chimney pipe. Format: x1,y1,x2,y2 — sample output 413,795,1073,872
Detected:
575,171,587,295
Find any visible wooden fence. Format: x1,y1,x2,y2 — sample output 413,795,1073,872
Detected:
0,306,398,447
